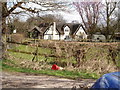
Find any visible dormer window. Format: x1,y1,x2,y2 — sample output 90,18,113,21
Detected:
65,29,69,32
64,26,70,32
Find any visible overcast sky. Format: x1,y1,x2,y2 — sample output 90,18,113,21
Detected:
8,1,82,23
18,7,81,23
8,0,119,24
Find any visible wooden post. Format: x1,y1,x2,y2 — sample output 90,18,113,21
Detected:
32,38,38,62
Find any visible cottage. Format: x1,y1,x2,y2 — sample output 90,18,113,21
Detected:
28,23,51,39
55,23,87,40
61,25,71,40
43,22,60,40
29,22,88,41
71,24,87,40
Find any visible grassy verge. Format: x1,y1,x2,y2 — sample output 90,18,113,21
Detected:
0,60,2,71
2,59,100,79
11,44,52,54
8,51,55,63
6,42,119,78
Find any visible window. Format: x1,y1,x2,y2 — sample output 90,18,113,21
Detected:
64,26,70,32
65,35,70,40
65,29,69,32
79,36,83,39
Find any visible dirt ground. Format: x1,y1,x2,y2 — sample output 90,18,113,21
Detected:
1,71,96,89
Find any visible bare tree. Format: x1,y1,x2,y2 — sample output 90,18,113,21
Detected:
117,1,120,32
100,2,117,40
26,14,66,27
0,0,67,59
73,1,102,38
41,14,66,23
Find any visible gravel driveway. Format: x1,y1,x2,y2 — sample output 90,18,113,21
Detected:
1,71,96,89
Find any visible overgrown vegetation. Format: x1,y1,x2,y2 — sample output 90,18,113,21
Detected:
2,59,99,79
4,40,119,79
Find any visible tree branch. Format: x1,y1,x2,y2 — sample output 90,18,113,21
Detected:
18,6,38,13
8,2,23,15
109,2,117,16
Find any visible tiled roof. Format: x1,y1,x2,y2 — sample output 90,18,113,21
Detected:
29,22,86,35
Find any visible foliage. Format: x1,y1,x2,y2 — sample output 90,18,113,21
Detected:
2,59,100,79
11,44,51,54
1,1,68,59
7,40,119,74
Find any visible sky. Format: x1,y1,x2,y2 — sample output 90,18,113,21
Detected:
8,1,82,23
17,8,81,23
59,11,81,23
8,0,119,24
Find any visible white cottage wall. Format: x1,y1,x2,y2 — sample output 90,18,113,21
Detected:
62,26,71,40
75,27,87,39
64,26,70,36
44,25,60,40
60,35,65,40
44,35,60,40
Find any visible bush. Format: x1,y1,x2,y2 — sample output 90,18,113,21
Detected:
11,34,25,43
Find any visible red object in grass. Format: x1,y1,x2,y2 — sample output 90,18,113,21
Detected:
51,64,60,70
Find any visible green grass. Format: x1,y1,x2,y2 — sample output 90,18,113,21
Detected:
8,51,56,62
0,60,2,71
2,59,99,79
8,51,76,65
9,51,34,60
6,42,119,79
12,44,51,54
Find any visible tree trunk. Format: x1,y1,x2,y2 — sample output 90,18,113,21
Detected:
0,4,2,60
2,17,8,59
106,3,110,40
1,2,8,59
